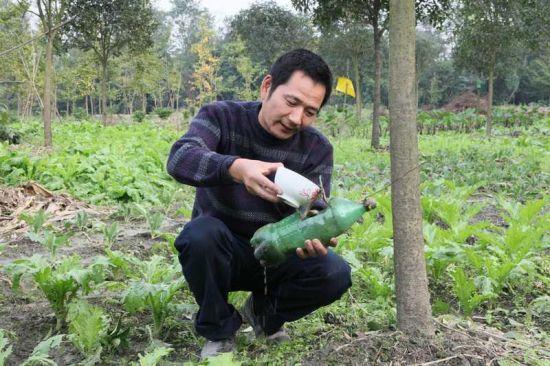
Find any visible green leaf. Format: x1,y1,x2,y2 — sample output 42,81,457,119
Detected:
67,300,108,356
134,346,173,366
30,335,64,357
0,329,13,366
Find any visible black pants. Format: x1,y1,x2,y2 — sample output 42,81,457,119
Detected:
174,216,352,341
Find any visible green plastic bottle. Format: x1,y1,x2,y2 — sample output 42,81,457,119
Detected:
251,197,376,266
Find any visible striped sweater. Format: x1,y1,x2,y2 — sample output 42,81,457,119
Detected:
167,101,333,238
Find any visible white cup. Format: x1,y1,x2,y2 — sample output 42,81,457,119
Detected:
274,167,320,208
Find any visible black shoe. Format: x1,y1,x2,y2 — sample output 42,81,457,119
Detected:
240,295,291,344
200,338,235,359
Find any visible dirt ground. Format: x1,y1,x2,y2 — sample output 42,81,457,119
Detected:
442,92,489,113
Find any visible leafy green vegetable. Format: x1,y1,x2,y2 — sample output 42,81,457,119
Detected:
19,335,64,366
67,300,108,357
0,329,12,366
19,209,47,234
452,268,494,316
122,255,188,337
132,346,173,366
6,255,106,330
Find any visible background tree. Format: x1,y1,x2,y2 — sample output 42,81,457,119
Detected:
389,0,434,337
170,0,208,109
292,0,450,148
35,0,68,146
219,36,261,101
133,51,162,113
453,0,525,136
319,21,372,122
189,16,220,108
0,1,38,116
523,50,550,104
65,0,157,125
229,2,315,77
292,0,390,149
415,28,445,107
56,51,78,115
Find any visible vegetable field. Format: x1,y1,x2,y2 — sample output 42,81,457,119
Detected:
0,109,549,365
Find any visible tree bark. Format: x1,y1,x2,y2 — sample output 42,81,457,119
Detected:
43,32,54,146
352,54,362,125
101,58,108,126
389,0,434,337
487,67,494,136
371,25,383,148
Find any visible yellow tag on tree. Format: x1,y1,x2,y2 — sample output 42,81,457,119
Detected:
335,77,356,98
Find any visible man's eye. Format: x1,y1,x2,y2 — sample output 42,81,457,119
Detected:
287,99,297,106
305,111,315,117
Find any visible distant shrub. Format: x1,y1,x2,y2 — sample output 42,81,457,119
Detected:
72,107,89,121
0,106,20,144
155,108,173,120
132,111,146,123
0,125,20,144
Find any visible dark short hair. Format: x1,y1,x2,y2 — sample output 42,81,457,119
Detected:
268,49,333,108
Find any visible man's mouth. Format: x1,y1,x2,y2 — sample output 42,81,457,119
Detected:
279,122,296,133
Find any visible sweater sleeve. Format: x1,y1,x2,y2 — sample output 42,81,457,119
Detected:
166,104,239,187
301,135,333,209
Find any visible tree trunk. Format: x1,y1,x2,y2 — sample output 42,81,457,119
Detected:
85,95,88,115
142,93,147,113
90,95,94,115
371,26,383,148
54,86,59,118
487,68,494,136
129,94,134,115
43,32,54,147
352,54,362,125
389,0,434,337
101,58,108,126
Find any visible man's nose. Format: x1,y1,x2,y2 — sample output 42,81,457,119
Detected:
288,107,303,126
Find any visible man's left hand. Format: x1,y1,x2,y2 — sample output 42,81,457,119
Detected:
296,238,338,259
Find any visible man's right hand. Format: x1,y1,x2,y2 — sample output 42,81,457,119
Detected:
228,158,283,202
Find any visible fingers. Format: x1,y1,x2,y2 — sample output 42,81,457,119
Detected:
262,162,284,175
229,159,285,202
248,175,282,202
296,239,328,259
253,183,280,202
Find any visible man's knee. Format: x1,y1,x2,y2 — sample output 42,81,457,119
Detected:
174,216,230,257
320,254,352,302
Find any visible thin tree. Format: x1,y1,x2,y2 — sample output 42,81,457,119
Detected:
36,0,68,146
389,0,434,336
453,0,550,135
189,16,220,108
454,1,523,136
65,0,157,125
292,0,450,148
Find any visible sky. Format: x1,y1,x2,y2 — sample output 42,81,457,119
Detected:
156,0,295,25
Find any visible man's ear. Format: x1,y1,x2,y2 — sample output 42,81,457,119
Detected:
260,75,272,100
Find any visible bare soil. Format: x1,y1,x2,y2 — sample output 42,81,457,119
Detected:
442,92,489,113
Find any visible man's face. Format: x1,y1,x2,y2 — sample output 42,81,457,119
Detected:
258,70,326,140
